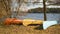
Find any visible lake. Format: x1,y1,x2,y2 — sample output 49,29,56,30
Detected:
17,13,60,21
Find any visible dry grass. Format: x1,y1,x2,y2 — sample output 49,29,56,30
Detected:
0,23,60,34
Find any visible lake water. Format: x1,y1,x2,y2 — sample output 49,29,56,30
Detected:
17,13,60,21
0,13,60,22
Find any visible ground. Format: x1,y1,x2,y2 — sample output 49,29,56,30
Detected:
0,24,60,34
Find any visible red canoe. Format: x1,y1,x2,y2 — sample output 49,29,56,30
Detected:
4,18,23,25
